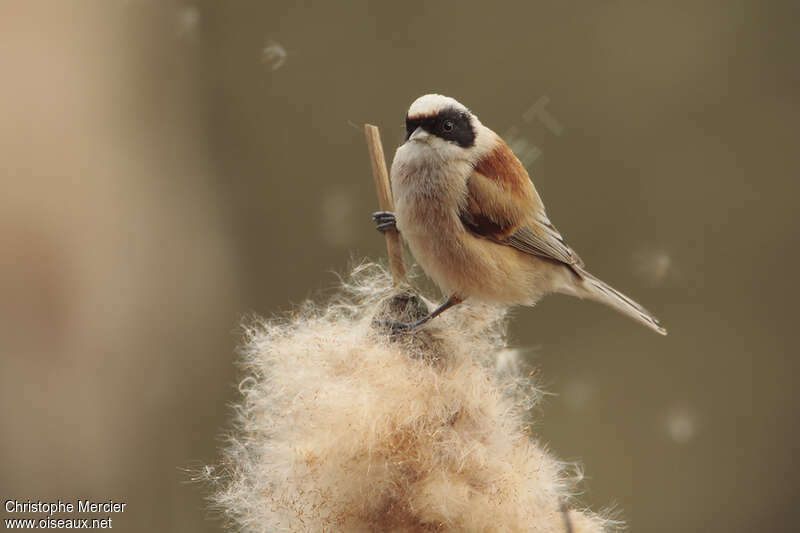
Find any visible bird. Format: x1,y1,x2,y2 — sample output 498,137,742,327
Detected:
372,94,666,335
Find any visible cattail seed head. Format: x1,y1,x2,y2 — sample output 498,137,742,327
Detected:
212,263,614,532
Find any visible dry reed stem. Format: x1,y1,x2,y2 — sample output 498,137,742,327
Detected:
364,124,407,285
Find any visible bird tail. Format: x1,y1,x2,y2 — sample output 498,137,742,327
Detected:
575,268,667,335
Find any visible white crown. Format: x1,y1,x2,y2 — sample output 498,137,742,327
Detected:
407,94,469,118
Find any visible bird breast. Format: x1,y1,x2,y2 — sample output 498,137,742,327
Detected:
390,142,472,238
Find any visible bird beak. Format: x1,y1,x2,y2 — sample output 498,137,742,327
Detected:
408,126,430,143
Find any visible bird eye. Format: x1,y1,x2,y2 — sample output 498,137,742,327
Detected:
442,120,454,132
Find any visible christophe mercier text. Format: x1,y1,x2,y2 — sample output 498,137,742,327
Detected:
5,499,126,529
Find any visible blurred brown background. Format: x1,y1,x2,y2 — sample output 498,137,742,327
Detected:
1,1,797,532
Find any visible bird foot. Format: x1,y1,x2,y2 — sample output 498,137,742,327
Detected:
372,211,396,233
372,318,417,336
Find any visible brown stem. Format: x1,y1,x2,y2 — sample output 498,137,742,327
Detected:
364,124,407,285
560,500,574,533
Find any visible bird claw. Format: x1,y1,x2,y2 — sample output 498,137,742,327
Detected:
372,211,396,233
372,318,414,335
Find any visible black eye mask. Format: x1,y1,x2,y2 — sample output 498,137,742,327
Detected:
405,107,475,148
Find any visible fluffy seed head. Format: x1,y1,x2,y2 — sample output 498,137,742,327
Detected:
210,263,616,532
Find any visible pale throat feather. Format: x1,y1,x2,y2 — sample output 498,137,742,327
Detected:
391,143,472,235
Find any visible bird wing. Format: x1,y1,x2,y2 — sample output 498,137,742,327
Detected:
459,143,584,269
